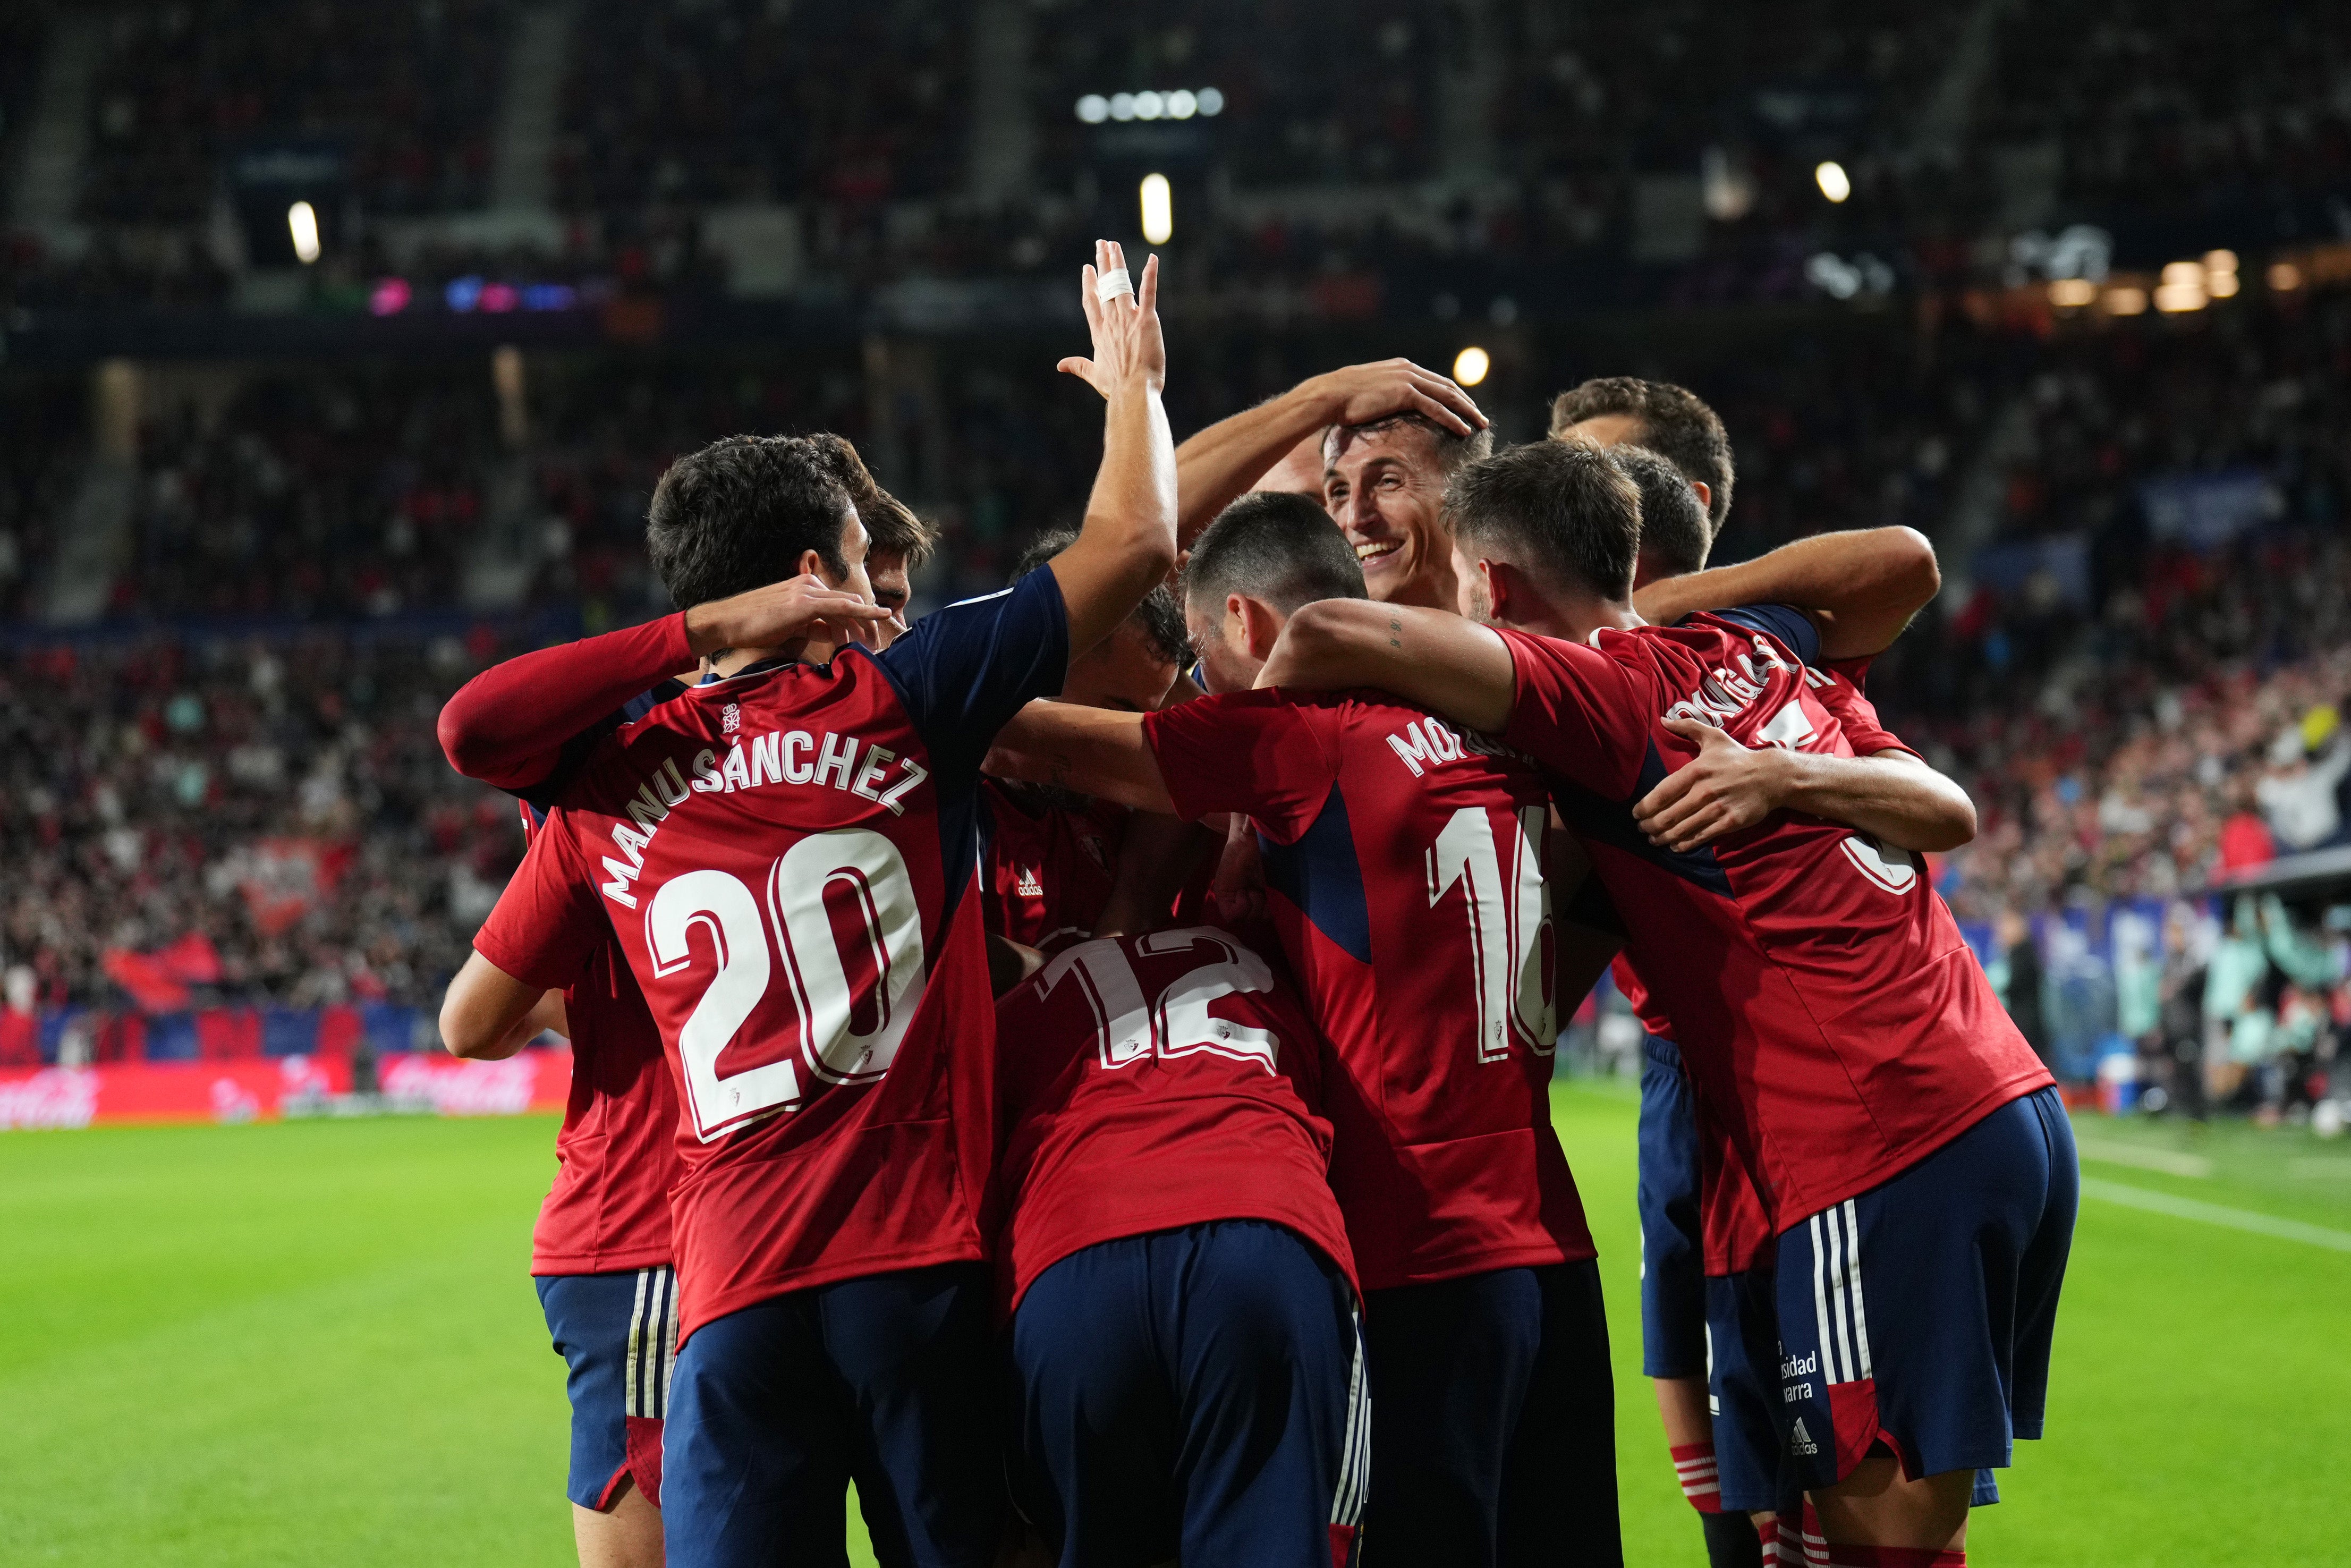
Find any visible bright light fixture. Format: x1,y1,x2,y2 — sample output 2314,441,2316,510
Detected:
1076,95,1108,123
287,200,321,265
2106,286,2148,316
2048,278,2097,308
1082,87,1222,122
1196,87,1225,116
1453,346,1491,387
1140,173,1173,245
2203,249,2238,275
2153,279,2207,313
2161,261,2201,285
1134,91,1164,120
2269,262,2303,291
1167,89,1198,119
2208,271,2239,298
1109,92,1136,121
1814,161,1851,203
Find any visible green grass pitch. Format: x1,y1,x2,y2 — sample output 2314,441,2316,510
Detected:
5,1084,2348,1565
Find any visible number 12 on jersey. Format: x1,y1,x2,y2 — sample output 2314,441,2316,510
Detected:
1427,804,1556,1062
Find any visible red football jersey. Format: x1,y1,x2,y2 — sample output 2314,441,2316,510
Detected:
1142,689,1596,1291
981,779,1126,953
1496,608,2051,1233
532,936,682,1274
993,926,1355,1311
476,573,1070,1340
1608,652,1912,1274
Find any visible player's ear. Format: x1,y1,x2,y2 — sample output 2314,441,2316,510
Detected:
1237,595,1283,661
796,547,830,581
1483,559,1510,621
1689,479,1712,519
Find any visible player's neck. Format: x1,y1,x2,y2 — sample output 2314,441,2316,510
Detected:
1505,592,1642,645
704,632,846,679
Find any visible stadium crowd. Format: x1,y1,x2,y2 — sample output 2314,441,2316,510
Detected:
0,630,515,1018
3,0,2347,313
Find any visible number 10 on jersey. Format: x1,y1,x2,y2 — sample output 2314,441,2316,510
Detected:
1427,804,1556,1062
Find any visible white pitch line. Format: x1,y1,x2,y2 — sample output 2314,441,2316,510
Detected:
2081,1177,2351,1253
2073,1138,2212,1178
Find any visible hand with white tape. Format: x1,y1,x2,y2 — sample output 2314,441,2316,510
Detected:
1058,239,1164,401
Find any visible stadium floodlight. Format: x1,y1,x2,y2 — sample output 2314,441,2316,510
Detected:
2048,278,2097,309
1134,91,1165,121
1109,92,1137,121
287,201,321,265
1167,89,1198,119
2208,270,2240,299
2104,285,2148,316
1196,86,1225,116
2269,261,2303,291
1140,173,1173,245
1453,346,1491,387
1076,95,1109,123
2203,249,2238,275
1814,160,1851,203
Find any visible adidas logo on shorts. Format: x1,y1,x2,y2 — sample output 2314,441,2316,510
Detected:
1789,1416,1819,1457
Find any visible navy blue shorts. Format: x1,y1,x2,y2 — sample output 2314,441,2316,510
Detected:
661,1261,1004,1568
1362,1259,1621,1568
1009,1220,1368,1568
1636,1033,1707,1379
1772,1088,2078,1494
536,1266,680,1511
1701,1267,1780,1516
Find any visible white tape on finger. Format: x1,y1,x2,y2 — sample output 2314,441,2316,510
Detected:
1094,267,1134,302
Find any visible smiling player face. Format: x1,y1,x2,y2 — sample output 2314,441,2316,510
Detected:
1323,423,1458,611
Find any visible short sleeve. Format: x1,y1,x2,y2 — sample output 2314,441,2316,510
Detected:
1492,628,1653,798
472,812,610,990
1708,604,1822,669
1815,664,1917,759
1140,690,1341,843
876,567,1072,778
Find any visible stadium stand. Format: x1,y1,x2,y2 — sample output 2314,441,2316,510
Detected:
78,0,510,224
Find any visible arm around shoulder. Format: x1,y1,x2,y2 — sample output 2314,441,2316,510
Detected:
1259,600,1517,734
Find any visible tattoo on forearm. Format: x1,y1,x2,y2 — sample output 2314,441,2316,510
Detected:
1388,616,1403,649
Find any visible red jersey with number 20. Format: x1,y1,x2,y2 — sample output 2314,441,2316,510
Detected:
993,926,1354,1311
1143,689,1594,1292
475,572,1070,1341
1496,608,2051,1235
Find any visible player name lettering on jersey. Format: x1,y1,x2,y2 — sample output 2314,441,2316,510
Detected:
686,728,932,815
1660,639,1803,733
1384,715,1529,779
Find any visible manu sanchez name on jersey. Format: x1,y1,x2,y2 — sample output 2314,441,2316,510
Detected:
474,572,1071,1341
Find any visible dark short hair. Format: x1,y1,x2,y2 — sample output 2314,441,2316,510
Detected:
647,435,853,609
1609,445,1711,578
1445,438,1641,601
1184,490,1367,621
1548,377,1734,533
1013,527,1190,667
1323,412,1495,482
803,433,937,566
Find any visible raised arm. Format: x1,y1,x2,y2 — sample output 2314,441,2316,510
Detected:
1173,360,1487,546
1633,718,1976,853
1631,527,1939,660
1257,599,1518,734
438,575,886,790
1046,242,1179,663
984,701,1176,814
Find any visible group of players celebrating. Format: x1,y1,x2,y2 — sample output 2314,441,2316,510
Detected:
435,241,2079,1568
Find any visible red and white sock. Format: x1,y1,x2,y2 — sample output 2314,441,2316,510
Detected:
1670,1442,1725,1513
